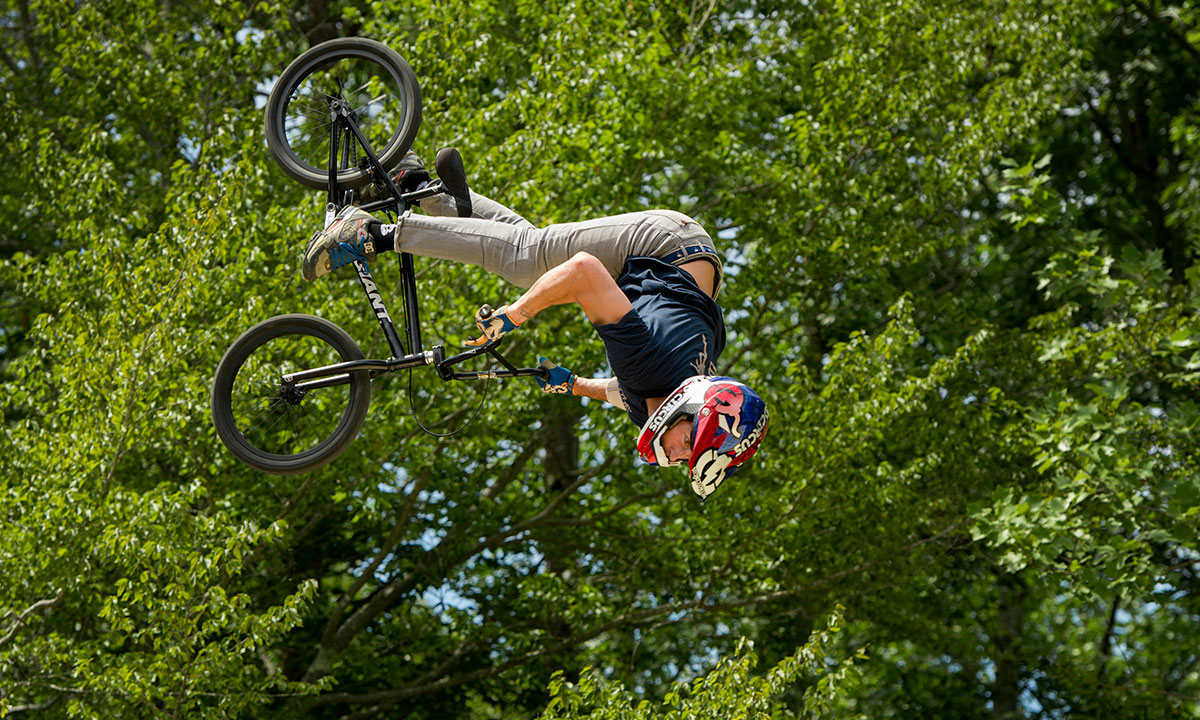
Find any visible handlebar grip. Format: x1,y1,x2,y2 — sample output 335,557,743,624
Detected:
477,304,494,321
536,366,550,380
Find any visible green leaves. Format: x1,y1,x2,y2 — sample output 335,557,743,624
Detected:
2,0,1200,718
543,610,862,720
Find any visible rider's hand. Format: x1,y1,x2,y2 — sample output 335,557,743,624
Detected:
464,304,521,347
536,357,576,395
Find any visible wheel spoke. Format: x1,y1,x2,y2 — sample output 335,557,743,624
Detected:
221,328,361,460
289,94,334,118
238,395,284,427
271,48,414,183
351,92,391,116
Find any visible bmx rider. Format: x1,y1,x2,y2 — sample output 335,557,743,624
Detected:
301,148,769,499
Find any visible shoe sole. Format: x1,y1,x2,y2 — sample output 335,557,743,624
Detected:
435,148,472,218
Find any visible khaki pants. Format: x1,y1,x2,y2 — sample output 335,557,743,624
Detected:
398,191,723,294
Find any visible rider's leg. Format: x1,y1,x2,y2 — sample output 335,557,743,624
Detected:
506,251,633,326
390,208,718,289
419,189,534,229
398,149,722,290
308,149,716,286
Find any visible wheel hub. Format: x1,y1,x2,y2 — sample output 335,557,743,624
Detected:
279,380,305,406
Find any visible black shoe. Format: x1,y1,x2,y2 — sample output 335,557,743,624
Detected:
435,147,472,218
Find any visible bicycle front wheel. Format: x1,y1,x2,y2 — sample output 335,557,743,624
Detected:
265,37,422,190
211,314,372,475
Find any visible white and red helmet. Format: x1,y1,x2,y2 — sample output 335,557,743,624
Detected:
637,376,770,499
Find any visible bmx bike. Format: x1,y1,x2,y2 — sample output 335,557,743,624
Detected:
211,38,545,475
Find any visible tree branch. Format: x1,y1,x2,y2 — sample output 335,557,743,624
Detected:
301,456,615,684
1086,93,1139,177
1128,0,1200,64
0,588,64,648
17,0,42,81
312,518,965,714
689,181,778,218
481,432,542,500
321,458,434,648
0,46,23,77
7,699,60,716
1097,594,1120,681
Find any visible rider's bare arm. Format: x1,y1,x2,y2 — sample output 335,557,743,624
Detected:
573,376,628,410
508,253,632,410
572,377,608,401
508,252,632,326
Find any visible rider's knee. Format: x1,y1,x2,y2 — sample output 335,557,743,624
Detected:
569,250,599,267
569,252,612,293
568,251,606,281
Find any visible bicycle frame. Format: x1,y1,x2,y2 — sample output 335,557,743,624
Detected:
283,100,546,393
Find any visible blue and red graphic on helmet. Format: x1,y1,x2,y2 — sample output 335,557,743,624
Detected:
692,381,766,462
635,376,769,499
695,383,746,452
687,378,769,498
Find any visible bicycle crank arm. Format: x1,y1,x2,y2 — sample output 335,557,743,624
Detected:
357,180,448,215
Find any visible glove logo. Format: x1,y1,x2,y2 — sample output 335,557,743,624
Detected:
481,316,512,340
465,305,520,347
536,357,575,395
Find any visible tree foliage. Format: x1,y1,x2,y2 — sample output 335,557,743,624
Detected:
1,0,1198,718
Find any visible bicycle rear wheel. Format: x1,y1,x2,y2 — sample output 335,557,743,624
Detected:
211,314,372,475
265,37,421,190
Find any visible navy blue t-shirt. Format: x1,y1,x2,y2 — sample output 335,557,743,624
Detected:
593,257,725,427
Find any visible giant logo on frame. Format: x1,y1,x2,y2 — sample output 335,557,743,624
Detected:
355,264,392,322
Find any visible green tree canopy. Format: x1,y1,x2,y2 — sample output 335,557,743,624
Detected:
1,0,1197,718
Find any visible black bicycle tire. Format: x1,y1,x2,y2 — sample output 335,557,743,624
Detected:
211,314,371,475
265,38,422,190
